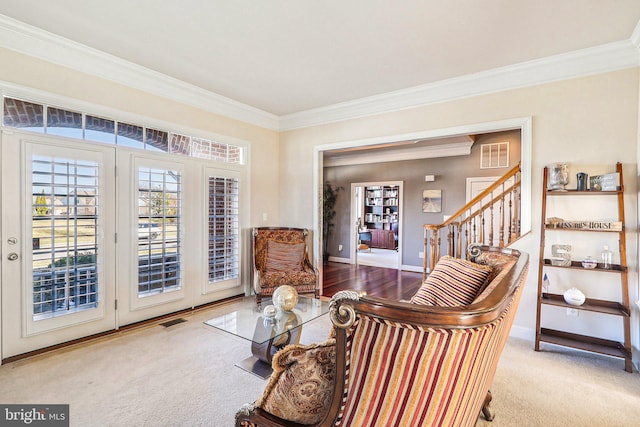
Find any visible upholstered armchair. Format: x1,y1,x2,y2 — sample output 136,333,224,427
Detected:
252,227,319,306
237,245,529,426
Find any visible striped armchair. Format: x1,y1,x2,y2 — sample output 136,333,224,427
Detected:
236,245,529,426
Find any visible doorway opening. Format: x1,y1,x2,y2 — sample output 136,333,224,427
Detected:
314,117,532,286
352,181,403,269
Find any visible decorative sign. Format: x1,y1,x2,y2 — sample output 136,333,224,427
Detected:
551,244,572,266
590,172,620,191
546,219,623,231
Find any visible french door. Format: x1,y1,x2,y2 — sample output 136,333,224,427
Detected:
1,131,117,358
1,132,245,360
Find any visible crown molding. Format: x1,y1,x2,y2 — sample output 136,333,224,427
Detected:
632,19,640,50
280,39,640,131
323,140,474,167
0,15,280,131
1,14,638,133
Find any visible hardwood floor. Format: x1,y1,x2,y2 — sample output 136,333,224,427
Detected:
321,261,423,300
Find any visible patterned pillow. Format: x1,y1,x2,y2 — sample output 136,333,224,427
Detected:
256,337,336,424
410,255,493,306
265,240,305,272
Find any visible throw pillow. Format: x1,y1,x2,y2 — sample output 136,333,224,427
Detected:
410,255,493,307
256,337,336,424
265,240,306,272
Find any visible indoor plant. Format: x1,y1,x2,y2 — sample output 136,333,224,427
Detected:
322,182,340,264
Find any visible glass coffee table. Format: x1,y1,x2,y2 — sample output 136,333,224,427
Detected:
204,296,329,379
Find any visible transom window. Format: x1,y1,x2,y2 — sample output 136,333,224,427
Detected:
2,96,244,164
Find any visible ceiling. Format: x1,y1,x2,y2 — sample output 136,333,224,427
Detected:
0,0,639,123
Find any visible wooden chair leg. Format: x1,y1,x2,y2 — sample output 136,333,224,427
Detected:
482,390,495,421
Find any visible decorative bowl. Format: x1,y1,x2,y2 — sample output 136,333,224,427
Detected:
563,287,586,306
581,257,597,269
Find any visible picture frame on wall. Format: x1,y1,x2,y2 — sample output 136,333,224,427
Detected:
422,189,442,213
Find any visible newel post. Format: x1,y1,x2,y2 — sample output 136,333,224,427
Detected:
424,224,440,279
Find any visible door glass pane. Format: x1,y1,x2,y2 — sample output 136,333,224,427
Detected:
47,107,83,139
31,155,99,319
137,167,182,297
208,176,239,283
3,97,45,132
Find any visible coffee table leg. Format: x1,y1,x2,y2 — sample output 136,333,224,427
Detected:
236,326,302,379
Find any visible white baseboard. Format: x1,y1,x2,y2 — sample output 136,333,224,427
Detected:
326,256,424,274
509,325,534,341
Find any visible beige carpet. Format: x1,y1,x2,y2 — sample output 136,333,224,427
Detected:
1,301,639,426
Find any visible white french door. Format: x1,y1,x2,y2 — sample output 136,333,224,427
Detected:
114,152,190,325
1,131,117,359
1,133,246,360
113,152,246,326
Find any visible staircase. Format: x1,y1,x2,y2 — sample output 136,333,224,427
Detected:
422,162,522,278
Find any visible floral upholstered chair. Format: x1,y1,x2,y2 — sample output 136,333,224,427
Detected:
252,227,319,306
236,245,529,426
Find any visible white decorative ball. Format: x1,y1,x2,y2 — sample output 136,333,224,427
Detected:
272,285,299,312
563,287,586,306
262,304,277,318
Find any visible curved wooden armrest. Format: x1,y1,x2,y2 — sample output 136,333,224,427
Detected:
334,250,528,330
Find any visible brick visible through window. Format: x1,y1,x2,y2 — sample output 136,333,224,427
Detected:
3,96,244,164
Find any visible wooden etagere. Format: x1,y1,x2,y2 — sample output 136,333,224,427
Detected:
535,162,633,372
362,185,399,250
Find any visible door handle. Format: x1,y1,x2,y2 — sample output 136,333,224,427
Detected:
7,253,18,261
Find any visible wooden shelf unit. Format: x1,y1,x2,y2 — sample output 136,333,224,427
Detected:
363,185,398,249
535,162,633,372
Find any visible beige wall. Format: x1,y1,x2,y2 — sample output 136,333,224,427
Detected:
280,68,640,354
2,46,639,358
0,47,281,228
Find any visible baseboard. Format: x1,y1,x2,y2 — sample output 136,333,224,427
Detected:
326,256,425,273
509,325,534,341
327,256,350,264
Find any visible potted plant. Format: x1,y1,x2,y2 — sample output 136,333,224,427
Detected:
322,182,340,264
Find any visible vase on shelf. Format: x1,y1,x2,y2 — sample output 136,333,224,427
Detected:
547,163,568,191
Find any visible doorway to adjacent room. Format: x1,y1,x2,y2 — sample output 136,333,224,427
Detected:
351,181,402,270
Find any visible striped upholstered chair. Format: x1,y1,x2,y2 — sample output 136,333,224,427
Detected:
236,245,529,426
252,227,319,306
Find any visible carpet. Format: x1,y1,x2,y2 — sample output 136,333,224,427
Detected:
0,301,638,426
